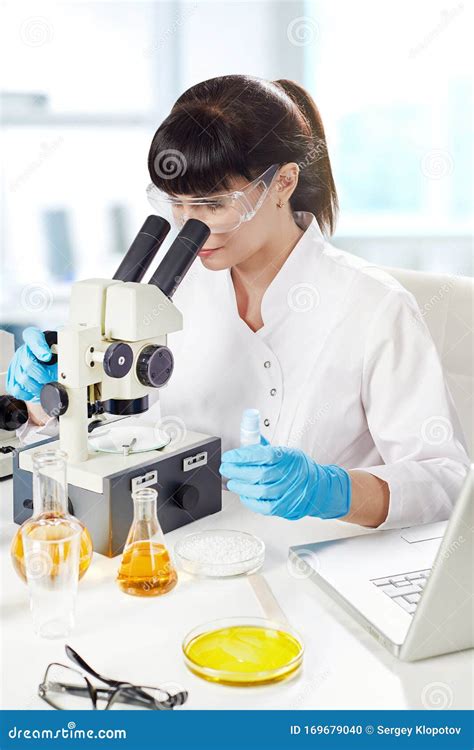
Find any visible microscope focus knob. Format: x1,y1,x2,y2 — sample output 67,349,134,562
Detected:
40,382,69,417
174,484,199,512
136,345,174,388
103,342,133,378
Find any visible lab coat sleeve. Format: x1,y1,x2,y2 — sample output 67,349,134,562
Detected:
356,287,470,529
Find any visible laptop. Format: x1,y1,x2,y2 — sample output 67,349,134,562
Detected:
289,466,473,661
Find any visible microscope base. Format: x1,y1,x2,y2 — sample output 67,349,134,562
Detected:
13,431,222,557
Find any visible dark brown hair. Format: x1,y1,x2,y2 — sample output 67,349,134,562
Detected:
148,74,338,235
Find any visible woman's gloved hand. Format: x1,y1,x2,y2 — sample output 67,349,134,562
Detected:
220,444,351,520
6,327,58,402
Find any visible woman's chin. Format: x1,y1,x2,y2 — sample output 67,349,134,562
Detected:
199,250,230,270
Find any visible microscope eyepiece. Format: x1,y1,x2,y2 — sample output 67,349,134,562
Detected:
113,215,171,283
148,219,210,298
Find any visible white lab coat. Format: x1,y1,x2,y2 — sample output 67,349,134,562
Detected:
20,212,469,528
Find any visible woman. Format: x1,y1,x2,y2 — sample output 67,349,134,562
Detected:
8,75,469,529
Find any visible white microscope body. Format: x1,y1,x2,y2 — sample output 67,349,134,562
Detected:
13,217,222,555
54,275,182,463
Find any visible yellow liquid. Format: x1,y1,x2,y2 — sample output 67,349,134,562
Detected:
117,540,177,597
184,625,303,685
11,515,93,582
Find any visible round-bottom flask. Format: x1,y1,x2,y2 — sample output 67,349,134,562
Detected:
11,449,93,582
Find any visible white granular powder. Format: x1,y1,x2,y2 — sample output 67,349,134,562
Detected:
176,531,264,577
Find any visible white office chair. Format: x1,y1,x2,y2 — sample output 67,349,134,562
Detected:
385,267,473,458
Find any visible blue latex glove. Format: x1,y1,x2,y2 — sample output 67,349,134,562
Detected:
220,444,351,520
6,327,58,402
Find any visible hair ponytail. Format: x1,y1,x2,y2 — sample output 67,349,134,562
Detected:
148,74,338,236
273,79,338,235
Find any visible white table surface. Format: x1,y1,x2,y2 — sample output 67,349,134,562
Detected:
0,478,472,711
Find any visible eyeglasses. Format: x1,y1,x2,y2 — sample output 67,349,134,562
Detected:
38,645,188,711
146,163,281,234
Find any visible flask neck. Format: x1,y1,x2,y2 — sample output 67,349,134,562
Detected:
32,450,68,516
133,496,159,524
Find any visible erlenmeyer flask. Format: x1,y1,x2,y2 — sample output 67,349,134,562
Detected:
11,449,93,582
117,487,177,597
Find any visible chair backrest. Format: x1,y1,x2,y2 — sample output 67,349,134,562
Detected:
384,266,473,458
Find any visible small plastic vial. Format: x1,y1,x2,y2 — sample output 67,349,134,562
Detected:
240,408,261,447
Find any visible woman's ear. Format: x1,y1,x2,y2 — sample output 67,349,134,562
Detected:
274,162,300,204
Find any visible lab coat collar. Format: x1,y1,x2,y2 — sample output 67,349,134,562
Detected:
228,211,324,328
262,211,326,328
225,211,326,332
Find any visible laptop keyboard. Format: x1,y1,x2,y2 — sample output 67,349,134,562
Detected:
370,569,432,615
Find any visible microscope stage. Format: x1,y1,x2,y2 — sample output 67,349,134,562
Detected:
18,430,213,493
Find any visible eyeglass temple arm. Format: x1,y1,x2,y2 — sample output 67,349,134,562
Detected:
65,645,122,688
43,682,164,709
44,682,112,698
239,164,281,213
65,646,188,709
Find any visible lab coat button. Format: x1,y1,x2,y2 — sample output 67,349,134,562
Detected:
264,361,271,368
263,418,270,427
270,388,277,396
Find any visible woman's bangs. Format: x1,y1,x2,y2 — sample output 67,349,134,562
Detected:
148,113,251,197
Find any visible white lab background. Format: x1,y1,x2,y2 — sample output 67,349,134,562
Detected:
1,0,472,342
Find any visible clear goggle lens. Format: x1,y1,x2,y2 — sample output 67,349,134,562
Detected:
146,164,279,234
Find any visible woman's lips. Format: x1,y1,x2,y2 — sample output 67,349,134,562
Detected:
198,245,224,257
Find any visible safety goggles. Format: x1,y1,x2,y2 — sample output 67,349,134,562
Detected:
146,163,280,234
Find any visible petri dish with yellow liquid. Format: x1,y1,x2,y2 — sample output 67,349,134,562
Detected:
182,617,304,686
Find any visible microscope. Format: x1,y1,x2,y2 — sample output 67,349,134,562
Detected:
12,216,222,556
0,332,28,478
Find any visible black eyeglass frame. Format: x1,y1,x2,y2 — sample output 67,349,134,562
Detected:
38,646,188,711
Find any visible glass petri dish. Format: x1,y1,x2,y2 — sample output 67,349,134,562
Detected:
88,426,171,454
174,529,265,578
182,617,304,686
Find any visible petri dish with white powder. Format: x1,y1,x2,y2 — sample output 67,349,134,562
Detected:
174,529,265,578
